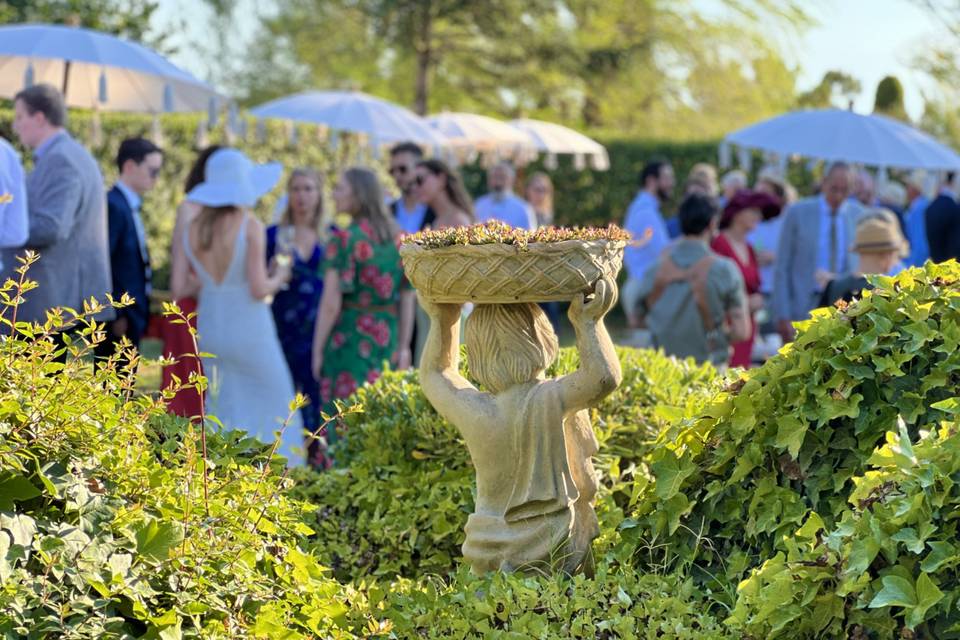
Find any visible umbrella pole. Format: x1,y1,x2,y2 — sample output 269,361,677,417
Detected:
62,60,72,97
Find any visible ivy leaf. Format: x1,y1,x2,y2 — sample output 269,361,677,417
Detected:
906,573,944,628
650,451,695,500
0,472,41,510
868,575,917,609
135,519,184,563
920,541,957,572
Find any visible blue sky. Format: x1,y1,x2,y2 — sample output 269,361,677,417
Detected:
154,0,943,120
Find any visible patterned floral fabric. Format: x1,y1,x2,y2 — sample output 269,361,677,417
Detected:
315,219,407,468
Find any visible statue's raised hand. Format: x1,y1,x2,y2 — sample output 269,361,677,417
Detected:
568,277,618,326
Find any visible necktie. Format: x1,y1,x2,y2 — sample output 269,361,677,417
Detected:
828,212,838,273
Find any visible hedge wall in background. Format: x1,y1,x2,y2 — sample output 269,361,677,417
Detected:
0,109,815,289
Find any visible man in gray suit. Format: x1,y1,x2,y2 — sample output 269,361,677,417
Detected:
4,84,112,332
773,162,856,343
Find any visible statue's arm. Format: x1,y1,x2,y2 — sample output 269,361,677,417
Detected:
557,278,623,412
418,296,493,427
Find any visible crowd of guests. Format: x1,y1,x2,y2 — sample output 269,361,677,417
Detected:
622,158,922,369
0,82,948,469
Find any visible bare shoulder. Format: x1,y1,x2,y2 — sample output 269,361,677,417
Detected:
246,215,265,235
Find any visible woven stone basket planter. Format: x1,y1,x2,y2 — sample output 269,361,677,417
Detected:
400,239,625,304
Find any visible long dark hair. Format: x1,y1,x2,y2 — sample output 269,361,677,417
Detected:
417,159,475,221
184,145,223,194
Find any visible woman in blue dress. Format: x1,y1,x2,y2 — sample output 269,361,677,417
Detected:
266,167,329,462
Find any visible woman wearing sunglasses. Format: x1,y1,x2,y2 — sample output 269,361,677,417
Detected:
412,159,475,229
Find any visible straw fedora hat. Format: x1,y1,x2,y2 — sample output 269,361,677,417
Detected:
187,148,282,208
852,216,908,258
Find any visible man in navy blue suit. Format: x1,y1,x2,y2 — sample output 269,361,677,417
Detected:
96,137,163,367
925,172,960,264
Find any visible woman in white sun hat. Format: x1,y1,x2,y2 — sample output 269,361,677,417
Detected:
183,147,303,464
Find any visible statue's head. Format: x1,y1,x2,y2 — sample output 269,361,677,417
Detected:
465,303,559,394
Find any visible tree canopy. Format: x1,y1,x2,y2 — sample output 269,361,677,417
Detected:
218,0,810,140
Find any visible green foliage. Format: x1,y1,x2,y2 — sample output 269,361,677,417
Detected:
621,261,960,637
729,422,960,637
288,347,722,582
874,75,909,121
0,0,174,53
796,70,862,109
232,0,807,139
353,564,735,639
0,269,360,638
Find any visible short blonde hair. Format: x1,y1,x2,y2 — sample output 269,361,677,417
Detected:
465,303,558,394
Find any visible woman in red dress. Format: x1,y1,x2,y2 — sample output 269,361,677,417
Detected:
711,190,781,368
159,146,221,419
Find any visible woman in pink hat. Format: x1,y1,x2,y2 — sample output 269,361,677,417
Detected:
711,190,781,368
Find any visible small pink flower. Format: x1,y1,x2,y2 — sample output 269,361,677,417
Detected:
334,371,357,398
354,240,373,262
374,275,394,299
359,220,374,237
360,265,379,285
320,378,332,403
358,315,376,334
325,242,338,260
331,332,346,349
372,322,391,347
358,340,372,359
366,370,381,384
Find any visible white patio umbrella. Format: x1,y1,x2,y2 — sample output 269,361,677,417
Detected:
722,108,960,172
426,112,535,161
250,90,448,152
0,23,221,113
508,118,610,170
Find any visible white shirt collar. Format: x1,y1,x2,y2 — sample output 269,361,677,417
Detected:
116,180,142,212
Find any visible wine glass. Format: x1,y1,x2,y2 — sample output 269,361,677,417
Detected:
275,225,295,290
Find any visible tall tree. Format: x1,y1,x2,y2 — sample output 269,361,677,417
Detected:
795,71,862,109
0,0,172,52
873,75,909,120
229,0,809,139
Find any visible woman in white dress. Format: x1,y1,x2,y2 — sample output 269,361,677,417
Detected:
182,148,303,464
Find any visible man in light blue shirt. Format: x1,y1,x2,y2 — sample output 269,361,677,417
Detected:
621,159,674,329
475,162,536,230
0,137,29,270
388,142,435,234
903,171,930,267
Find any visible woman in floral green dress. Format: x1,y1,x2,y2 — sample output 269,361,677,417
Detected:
311,167,415,468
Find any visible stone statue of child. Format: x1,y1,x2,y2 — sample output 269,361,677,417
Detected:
418,277,622,576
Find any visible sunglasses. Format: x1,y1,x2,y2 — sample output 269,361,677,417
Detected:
389,165,409,176
414,174,429,187
148,167,162,178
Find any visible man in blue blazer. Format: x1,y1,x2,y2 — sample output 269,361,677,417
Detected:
97,138,163,363
924,173,960,264
773,162,857,343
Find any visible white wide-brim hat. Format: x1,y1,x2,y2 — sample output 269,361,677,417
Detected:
187,148,283,208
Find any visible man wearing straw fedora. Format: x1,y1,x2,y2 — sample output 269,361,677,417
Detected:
818,213,909,308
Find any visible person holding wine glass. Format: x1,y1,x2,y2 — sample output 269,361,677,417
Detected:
266,167,330,456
